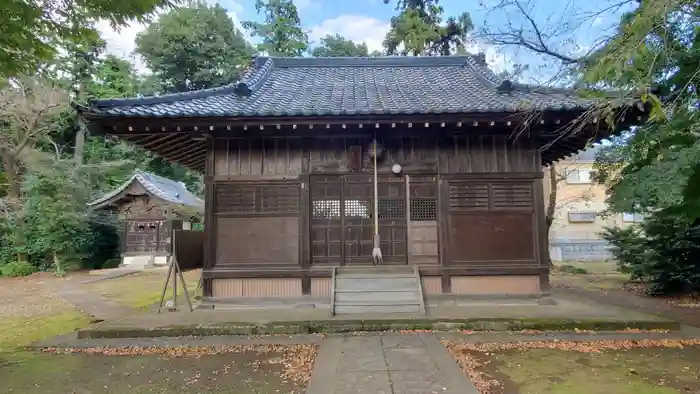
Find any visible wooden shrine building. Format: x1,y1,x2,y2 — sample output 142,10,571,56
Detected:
88,171,204,268
78,55,641,311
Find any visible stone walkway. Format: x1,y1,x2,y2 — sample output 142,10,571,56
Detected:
306,332,479,394
44,283,134,321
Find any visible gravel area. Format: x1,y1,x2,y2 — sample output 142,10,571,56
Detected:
0,278,74,318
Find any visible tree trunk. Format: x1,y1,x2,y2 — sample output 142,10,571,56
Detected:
0,150,21,202
53,250,64,276
0,150,27,263
545,165,558,268
74,128,85,166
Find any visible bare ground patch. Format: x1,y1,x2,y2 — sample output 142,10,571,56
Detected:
443,338,700,394
0,277,74,318
0,344,321,394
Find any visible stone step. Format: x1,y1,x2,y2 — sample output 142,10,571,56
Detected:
335,304,421,314
335,290,420,303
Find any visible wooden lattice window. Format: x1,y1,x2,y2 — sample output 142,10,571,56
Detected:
215,183,299,214
409,176,437,221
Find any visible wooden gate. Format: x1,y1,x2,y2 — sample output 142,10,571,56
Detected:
310,174,407,266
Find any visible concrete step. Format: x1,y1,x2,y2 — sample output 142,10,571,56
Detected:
336,266,414,275
335,304,421,314
335,290,420,303
336,273,416,279
335,278,417,291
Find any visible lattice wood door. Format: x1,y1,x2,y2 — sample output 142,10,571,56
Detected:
310,174,407,266
125,219,168,253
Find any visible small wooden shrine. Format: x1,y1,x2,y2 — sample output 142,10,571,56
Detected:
88,171,204,268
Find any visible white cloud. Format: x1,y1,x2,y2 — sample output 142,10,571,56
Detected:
294,0,312,10
95,19,149,73
308,14,390,53
465,41,510,74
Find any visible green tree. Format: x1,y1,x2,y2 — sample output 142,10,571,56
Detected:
0,0,173,78
383,0,473,56
243,0,308,57
584,0,699,217
86,55,144,99
136,1,254,92
311,34,373,57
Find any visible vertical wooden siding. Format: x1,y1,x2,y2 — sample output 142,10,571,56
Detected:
212,133,540,177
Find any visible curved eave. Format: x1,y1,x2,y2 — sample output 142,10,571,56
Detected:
88,173,204,212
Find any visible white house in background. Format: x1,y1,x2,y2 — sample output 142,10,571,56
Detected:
544,146,643,261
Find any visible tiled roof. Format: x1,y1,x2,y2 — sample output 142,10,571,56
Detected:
84,55,596,118
88,171,204,210
569,145,602,162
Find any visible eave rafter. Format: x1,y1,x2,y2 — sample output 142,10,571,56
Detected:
87,105,645,173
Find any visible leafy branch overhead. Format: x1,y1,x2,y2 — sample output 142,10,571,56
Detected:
0,0,174,79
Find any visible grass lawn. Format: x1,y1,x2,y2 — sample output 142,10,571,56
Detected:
0,275,317,394
552,260,638,292
445,340,700,394
84,268,201,310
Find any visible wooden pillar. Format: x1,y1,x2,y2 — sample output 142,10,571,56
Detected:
533,176,551,293
202,135,216,298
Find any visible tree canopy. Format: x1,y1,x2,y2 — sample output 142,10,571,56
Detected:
243,0,308,57
311,34,383,57
136,1,254,92
383,0,473,55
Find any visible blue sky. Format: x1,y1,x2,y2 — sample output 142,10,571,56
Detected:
97,0,635,81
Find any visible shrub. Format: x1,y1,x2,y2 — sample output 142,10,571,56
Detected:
601,213,700,295
1,261,38,277
559,264,589,275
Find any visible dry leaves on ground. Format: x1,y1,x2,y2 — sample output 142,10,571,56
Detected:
442,338,700,394
0,279,73,318
42,344,318,384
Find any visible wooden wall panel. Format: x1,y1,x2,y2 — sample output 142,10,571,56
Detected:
451,276,540,294
215,217,299,266
439,135,538,173
311,278,332,296
421,277,443,295
445,179,538,266
212,278,302,297
409,221,438,264
213,137,304,177
448,214,535,262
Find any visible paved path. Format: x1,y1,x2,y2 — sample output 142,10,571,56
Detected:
78,268,140,284
306,332,479,394
555,287,700,328
45,283,134,321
